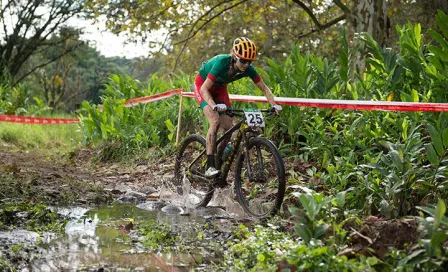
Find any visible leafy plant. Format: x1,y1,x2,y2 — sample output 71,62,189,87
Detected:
360,123,425,218
392,199,448,270
289,190,346,244
79,73,197,159
137,219,179,252
0,202,67,233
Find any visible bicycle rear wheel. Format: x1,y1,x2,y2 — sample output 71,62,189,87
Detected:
174,134,214,208
234,137,286,218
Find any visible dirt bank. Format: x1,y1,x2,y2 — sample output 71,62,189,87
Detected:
0,148,173,205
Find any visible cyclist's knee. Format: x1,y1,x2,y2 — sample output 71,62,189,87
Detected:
220,115,232,130
209,117,220,128
205,112,220,127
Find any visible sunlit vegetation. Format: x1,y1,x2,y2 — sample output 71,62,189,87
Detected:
74,12,448,270
1,2,448,270
0,122,81,152
136,219,180,251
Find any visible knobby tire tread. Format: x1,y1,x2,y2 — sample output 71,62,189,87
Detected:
234,137,286,218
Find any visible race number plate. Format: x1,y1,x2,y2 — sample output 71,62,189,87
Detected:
244,109,265,127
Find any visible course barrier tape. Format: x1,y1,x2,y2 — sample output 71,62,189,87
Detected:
124,88,183,107
181,92,448,112
0,114,79,124
4,88,448,125
0,89,185,124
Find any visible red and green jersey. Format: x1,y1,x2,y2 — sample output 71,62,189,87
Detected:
198,54,261,86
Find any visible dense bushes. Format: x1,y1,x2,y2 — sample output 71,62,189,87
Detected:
80,11,448,217
59,10,448,270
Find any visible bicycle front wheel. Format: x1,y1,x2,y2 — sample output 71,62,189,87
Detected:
174,134,214,208
235,137,286,218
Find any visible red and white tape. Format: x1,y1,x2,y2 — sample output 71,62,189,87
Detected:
182,92,448,112
0,114,79,124
4,88,448,125
124,88,183,107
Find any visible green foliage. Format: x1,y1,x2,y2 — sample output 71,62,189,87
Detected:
0,202,67,233
0,0,84,81
359,124,427,217
0,121,81,151
264,12,448,222
417,199,448,258
221,224,294,271
0,256,13,272
288,189,347,243
79,73,203,160
289,194,331,244
219,224,380,272
426,10,448,103
137,219,179,252
387,199,448,270
0,81,55,116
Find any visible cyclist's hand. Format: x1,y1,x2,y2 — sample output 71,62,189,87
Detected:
272,104,282,114
213,104,227,112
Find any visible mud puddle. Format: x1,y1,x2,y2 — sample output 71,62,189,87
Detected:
24,204,207,271
0,149,255,271
5,187,250,272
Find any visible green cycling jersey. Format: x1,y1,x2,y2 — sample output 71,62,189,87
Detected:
198,54,260,86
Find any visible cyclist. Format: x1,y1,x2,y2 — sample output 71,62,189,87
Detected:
194,37,282,178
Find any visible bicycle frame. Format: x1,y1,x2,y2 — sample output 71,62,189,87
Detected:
176,107,284,217
218,121,261,182
185,110,266,184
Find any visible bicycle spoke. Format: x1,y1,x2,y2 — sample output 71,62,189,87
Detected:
235,137,285,218
174,135,214,208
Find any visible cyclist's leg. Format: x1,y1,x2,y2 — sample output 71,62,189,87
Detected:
194,75,221,177
216,89,233,160
216,114,232,170
203,106,220,156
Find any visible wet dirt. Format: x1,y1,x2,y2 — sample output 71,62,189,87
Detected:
0,148,246,270
0,148,425,270
0,148,174,205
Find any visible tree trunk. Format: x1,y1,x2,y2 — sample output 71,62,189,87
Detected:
348,0,388,73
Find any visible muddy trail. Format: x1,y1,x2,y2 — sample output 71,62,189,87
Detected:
0,149,254,270
0,149,423,271
0,149,172,204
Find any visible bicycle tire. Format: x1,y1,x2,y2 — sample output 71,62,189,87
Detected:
174,134,214,208
234,137,286,218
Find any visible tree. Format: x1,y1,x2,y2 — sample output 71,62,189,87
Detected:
86,0,446,75
0,0,84,85
84,1,388,72
31,42,134,111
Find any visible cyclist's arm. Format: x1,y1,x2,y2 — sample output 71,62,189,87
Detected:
200,78,217,109
255,79,278,107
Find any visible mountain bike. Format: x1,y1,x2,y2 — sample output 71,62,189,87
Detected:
174,108,286,218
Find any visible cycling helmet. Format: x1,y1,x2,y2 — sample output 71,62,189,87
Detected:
232,37,257,60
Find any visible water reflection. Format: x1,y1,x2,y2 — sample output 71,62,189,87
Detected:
28,204,205,271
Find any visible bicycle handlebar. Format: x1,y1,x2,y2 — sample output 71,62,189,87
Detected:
225,107,277,116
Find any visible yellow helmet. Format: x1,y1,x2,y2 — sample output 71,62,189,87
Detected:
232,37,257,60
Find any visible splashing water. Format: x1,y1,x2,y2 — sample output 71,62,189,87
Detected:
158,173,247,218
208,184,246,218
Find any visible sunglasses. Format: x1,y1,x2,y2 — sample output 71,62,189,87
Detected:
236,56,252,65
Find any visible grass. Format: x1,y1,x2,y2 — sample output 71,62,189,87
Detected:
0,122,82,153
